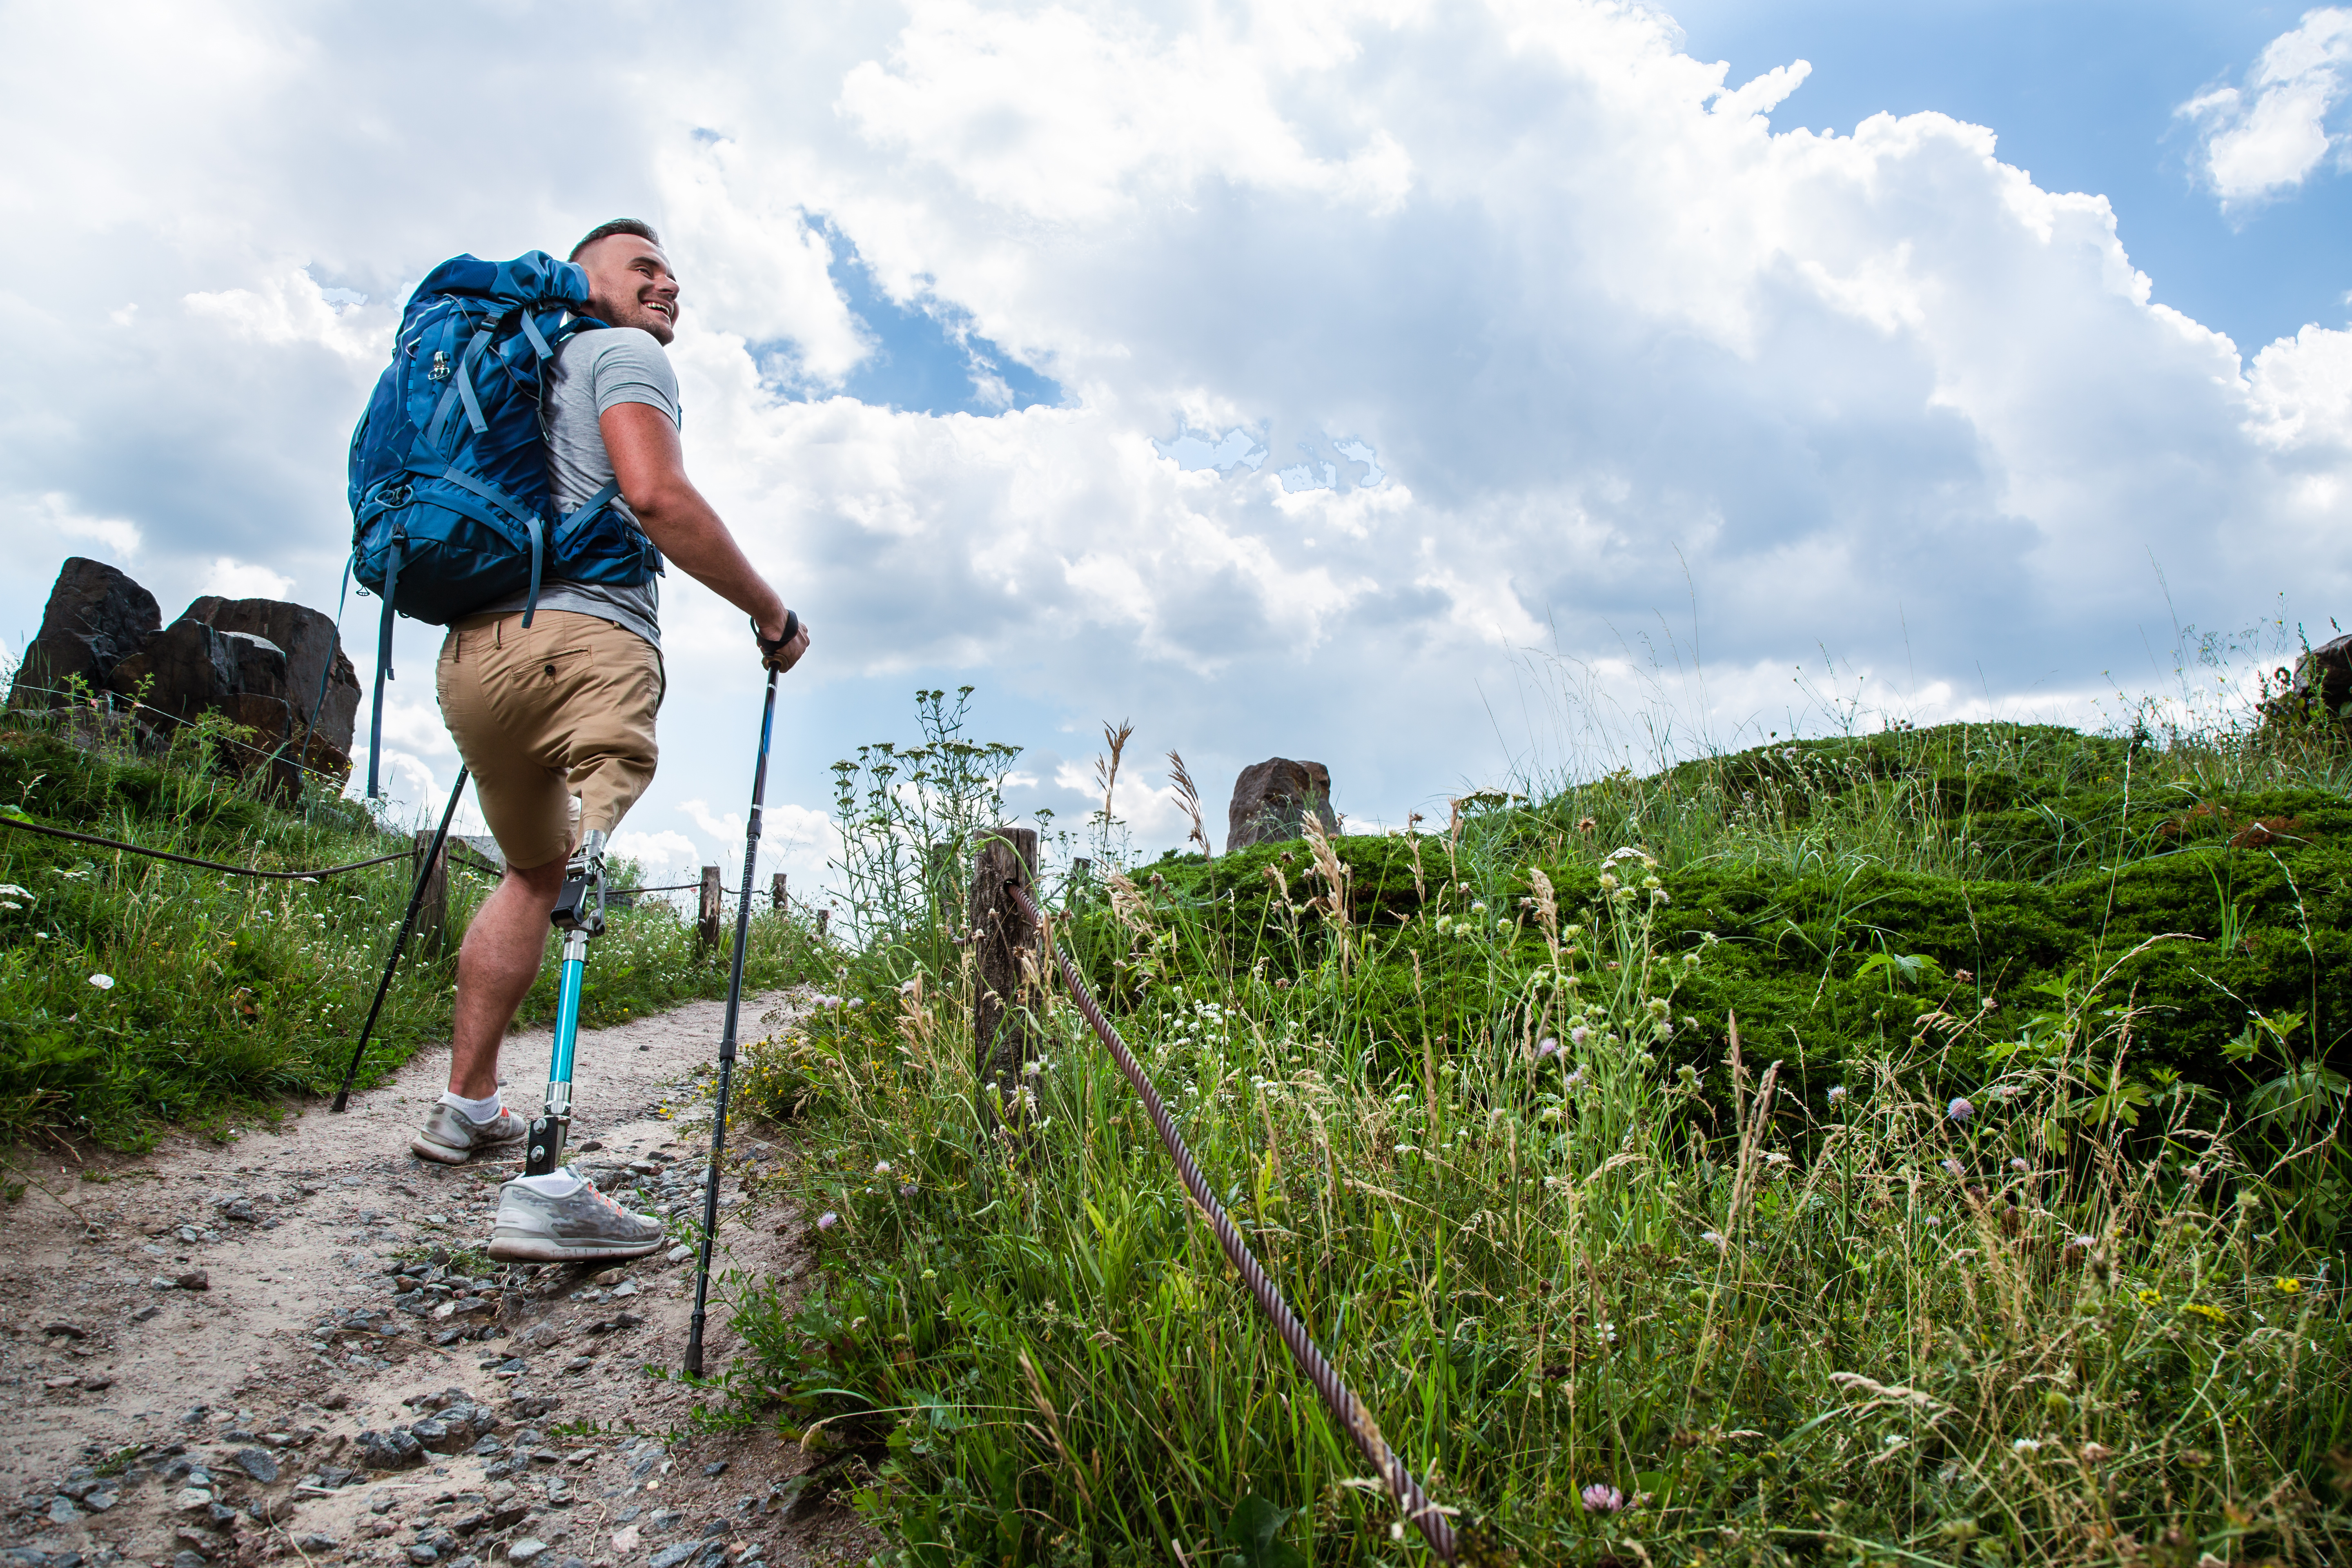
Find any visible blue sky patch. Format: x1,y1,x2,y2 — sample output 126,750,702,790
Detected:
768,219,1061,416
1154,424,1270,472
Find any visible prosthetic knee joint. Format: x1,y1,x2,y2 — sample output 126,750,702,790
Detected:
525,829,606,1176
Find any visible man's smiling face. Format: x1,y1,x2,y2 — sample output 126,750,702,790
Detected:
577,234,679,345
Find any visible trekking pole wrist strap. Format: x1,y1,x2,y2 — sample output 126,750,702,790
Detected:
754,610,800,657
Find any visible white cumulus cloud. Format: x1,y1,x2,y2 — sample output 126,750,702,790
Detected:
3,0,2348,872
2178,7,2352,208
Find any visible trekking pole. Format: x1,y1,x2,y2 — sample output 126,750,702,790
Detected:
332,767,470,1112
685,666,780,1377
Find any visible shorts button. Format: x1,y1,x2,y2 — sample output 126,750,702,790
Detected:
544,663,556,677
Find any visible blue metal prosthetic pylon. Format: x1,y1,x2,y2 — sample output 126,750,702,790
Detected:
524,833,606,1176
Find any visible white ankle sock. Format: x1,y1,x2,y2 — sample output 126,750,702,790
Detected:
441,1089,503,1125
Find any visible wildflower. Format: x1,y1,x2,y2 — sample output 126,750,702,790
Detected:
0,902,18,911
1826,1085,1846,1103
1699,1230,1726,1250
2182,1303,2228,1325
1570,1025,1591,1048
874,1160,893,1175
88,973,116,990
2013,1438,2042,1453
2135,1288,2163,1307
1534,1037,1560,1060
2080,1442,2113,1462
1579,1483,1625,1514
2071,1235,2097,1249
898,1183,918,1198
1576,817,1596,834
1676,1064,1698,1086
815,1211,840,1231
1947,1097,1974,1123
1470,901,1487,913
0,884,29,899
1564,1067,1586,1089
920,1268,937,1280
2010,1157,2031,1172
1923,1214,1942,1227
1941,1158,1963,1176
2274,1277,2303,1294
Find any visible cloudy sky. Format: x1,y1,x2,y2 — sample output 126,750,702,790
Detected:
4,0,2348,897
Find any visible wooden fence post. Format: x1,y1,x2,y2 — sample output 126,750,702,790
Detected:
770,871,788,911
412,829,449,960
698,864,722,953
969,826,1040,1118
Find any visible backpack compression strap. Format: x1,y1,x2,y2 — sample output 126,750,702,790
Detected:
366,533,402,800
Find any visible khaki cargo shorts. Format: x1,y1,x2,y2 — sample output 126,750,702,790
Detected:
436,610,664,871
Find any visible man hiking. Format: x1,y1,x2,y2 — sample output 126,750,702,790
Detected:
405,218,808,1266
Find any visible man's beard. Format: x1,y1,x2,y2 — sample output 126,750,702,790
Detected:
593,293,674,344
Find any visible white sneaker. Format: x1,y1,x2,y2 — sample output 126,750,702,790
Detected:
410,1102,529,1165
486,1172,666,1263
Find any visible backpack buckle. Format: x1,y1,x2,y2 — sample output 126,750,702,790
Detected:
429,350,452,382
378,483,412,510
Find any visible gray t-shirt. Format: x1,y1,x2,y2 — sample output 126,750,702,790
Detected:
478,326,673,649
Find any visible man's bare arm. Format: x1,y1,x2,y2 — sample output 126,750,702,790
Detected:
601,401,808,667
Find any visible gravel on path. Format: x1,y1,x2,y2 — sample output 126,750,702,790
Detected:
0,990,875,1568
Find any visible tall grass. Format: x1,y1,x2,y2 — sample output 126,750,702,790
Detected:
0,696,822,1149
716,690,2352,1566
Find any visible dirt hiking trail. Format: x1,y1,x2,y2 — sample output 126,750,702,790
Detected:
0,990,880,1568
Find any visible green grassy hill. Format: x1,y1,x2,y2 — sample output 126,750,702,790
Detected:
718,711,2352,1567
1127,721,2350,1102
0,708,815,1150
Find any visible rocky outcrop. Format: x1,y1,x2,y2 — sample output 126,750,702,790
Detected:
10,557,356,791
104,619,245,722
183,593,362,757
7,557,161,704
1226,758,1339,852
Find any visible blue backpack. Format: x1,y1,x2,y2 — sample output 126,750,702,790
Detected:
347,251,662,796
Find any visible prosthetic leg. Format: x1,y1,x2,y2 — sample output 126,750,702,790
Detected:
525,829,604,1176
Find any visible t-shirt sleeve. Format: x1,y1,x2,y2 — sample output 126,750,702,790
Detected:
586,328,682,427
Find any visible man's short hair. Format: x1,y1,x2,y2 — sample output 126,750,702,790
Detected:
569,219,663,261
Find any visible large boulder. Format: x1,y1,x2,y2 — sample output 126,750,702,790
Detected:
182,595,362,757
1226,758,1339,853
7,557,160,708
105,619,244,722
6,556,359,793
